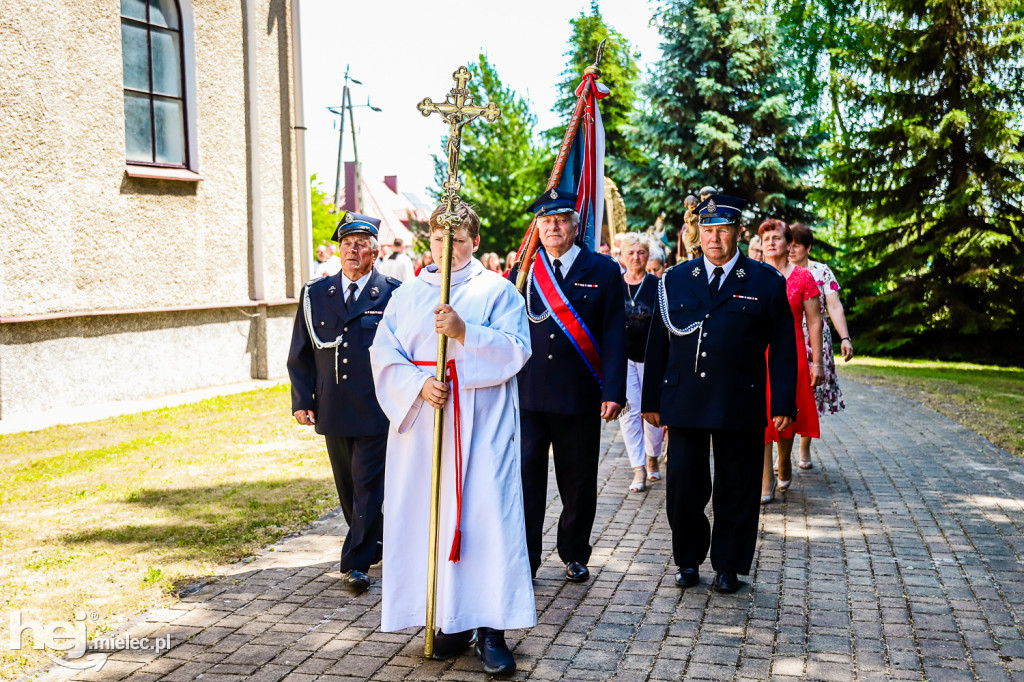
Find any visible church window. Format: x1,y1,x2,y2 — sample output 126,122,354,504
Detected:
121,0,189,166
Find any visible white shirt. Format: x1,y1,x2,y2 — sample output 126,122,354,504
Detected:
543,243,581,277
379,251,416,282
322,255,342,277
702,249,741,284
340,269,373,303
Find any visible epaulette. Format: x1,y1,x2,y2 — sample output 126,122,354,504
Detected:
598,252,618,264
306,274,331,288
385,276,402,286
752,260,785,278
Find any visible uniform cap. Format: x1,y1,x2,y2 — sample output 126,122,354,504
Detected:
333,212,381,241
527,188,578,216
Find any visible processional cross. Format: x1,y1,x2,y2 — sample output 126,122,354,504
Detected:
416,66,500,660
417,66,501,228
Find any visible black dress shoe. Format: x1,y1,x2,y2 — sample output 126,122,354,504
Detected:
430,628,476,660
475,626,516,675
712,571,741,594
346,569,372,591
675,567,700,588
565,561,590,582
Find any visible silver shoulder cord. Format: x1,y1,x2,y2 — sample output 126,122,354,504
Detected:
303,285,345,383
657,274,704,373
525,270,550,323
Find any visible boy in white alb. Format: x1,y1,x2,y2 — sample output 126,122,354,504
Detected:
369,203,534,675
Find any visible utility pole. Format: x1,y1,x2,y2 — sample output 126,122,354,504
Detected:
329,66,381,211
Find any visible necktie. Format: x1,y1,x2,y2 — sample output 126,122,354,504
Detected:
709,266,725,298
553,259,564,286
345,282,358,313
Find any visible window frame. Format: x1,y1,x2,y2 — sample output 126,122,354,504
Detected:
121,0,200,174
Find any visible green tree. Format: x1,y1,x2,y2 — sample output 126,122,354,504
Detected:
310,173,337,247
618,0,822,229
432,54,549,254
821,0,1024,362
555,1,641,182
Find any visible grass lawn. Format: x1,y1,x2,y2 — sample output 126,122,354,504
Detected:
838,357,1024,457
0,384,335,680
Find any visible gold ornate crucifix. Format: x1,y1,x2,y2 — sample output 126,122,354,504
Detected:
417,66,501,229
416,66,500,660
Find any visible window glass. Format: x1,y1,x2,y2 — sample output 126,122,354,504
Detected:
153,97,185,164
149,0,180,29
121,23,150,91
124,92,154,162
121,0,147,22
150,29,182,97
121,0,187,167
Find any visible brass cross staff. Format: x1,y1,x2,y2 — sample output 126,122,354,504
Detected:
416,66,500,660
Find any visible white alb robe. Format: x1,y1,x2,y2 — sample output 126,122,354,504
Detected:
369,258,536,633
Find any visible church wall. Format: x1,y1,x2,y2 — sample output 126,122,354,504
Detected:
0,0,302,426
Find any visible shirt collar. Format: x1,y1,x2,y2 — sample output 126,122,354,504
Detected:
544,243,580,276
341,269,373,297
703,249,741,283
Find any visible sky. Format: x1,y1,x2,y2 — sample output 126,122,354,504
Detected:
298,0,663,205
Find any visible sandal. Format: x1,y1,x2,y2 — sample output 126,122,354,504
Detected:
761,478,777,504
646,456,661,482
798,459,813,470
629,467,646,493
778,478,791,493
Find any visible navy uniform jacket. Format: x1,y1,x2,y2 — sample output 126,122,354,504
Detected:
287,269,400,437
510,247,627,414
640,253,797,430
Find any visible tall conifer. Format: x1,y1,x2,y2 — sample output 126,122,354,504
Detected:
556,2,641,182
824,0,1024,359
619,0,820,227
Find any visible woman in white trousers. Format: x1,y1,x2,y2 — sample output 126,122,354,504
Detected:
618,233,665,492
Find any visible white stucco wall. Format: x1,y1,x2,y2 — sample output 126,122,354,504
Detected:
0,0,302,424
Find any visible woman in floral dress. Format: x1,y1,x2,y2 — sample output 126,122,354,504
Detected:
788,223,854,469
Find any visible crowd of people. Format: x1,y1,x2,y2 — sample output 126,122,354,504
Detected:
288,189,853,675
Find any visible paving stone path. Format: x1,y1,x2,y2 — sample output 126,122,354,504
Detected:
34,379,1024,681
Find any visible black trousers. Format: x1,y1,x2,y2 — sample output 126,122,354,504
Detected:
520,410,601,574
665,427,764,575
324,434,386,572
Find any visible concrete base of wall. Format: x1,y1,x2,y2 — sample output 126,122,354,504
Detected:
0,304,298,431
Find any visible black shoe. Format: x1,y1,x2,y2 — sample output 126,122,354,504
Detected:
345,569,372,592
712,571,741,594
475,627,516,675
430,629,477,660
565,561,590,582
675,567,700,588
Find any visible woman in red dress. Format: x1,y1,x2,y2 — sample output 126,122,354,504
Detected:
759,219,824,502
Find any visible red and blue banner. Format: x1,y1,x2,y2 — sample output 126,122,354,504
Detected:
556,73,609,251
532,249,603,385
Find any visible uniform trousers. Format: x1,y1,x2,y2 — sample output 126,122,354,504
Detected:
520,410,601,574
324,434,386,572
666,426,763,574
618,360,665,468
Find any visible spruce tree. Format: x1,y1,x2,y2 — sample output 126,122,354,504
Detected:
432,54,549,254
823,0,1024,361
618,0,821,228
555,1,641,182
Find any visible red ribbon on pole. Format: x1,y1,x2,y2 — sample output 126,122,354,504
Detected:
413,359,464,562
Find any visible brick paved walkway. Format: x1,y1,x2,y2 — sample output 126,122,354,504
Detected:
35,380,1024,681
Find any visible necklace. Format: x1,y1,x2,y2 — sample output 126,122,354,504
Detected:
626,276,645,308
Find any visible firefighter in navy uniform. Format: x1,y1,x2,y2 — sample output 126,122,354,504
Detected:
641,194,798,594
509,189,627,583
287,212,401,592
